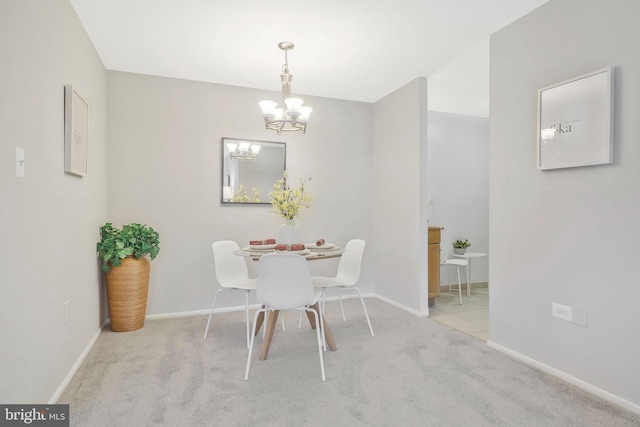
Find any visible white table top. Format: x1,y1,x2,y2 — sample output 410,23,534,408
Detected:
234,247,344,261
451,251,488,259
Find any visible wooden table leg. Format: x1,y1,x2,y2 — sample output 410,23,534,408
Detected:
254,310,265,336
306,309,317,329
259,310,279,360
306,303,337,351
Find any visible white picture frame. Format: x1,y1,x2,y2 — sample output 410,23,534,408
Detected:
537,67,614,170
64,85,89,177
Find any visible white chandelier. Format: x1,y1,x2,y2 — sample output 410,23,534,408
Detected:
258,42,312,135
226,141,261,161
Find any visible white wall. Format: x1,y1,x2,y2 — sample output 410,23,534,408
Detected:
490,0,640,409
427,111,489,285
428,37,490,119
0,0,107,403
373,78,430,314
106,71,375,315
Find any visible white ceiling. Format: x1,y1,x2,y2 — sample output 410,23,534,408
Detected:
69,0,549,104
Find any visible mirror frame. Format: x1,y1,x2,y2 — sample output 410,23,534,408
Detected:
221,137,286,205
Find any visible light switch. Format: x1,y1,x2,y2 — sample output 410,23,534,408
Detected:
15,148,25,177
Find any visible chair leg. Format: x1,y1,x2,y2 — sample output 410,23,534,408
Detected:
307,307,326,381
456,267,462,305
352,287,374,337
321,289,326,316
338,292,346,321
244,291,250,349
319,290,327,351
244,308,264,380
297,296,327,352
203,289,224,339
465,265,471,298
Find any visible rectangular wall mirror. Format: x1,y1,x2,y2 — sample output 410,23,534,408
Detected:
221,137,286,205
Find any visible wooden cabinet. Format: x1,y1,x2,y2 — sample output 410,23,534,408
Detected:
428,226,442,304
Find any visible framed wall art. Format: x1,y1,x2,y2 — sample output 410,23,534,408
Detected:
64,85,89,177
537,67,614,170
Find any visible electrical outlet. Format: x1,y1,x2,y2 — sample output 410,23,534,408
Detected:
552,303,572,321
64,301,70,326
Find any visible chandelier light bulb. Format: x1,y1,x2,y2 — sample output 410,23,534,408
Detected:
299,106,313,123
285,98,304,116
258,100,277,118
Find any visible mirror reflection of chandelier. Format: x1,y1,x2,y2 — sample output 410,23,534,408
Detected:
227,141,261,161
540,127,557,143
258,42,312,135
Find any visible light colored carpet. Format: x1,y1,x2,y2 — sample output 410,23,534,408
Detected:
60,298,640,426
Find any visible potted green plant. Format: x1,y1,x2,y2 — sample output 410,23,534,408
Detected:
453,239,470,255
97,223,160,332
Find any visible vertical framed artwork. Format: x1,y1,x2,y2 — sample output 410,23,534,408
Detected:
64,85,89,177
537,67,614,170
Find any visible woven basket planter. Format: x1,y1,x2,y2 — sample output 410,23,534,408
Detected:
105,256,150,332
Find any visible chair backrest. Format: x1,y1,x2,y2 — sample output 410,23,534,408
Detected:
256,253,315,310
212,240,250,288
440,249,449,264
335,239,365,285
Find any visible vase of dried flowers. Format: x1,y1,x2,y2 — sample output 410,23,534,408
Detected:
269,172,312,244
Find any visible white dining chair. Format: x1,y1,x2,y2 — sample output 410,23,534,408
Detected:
440,249,468,305
311,239,374,338
245,253,326,381
203,240,256,348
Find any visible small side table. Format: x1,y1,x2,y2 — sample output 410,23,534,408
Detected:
450,251,488,295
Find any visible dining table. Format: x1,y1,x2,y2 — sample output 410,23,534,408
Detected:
234,243,344,360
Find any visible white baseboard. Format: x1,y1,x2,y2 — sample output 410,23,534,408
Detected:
49,327,102,404
439,281,488,292
374,294,428,317
144,292,380,320
146,308,211,319
121,304,253,321
487,340,640,416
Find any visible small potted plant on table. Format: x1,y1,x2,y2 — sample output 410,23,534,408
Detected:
97,223,160,332
453,239,470,255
